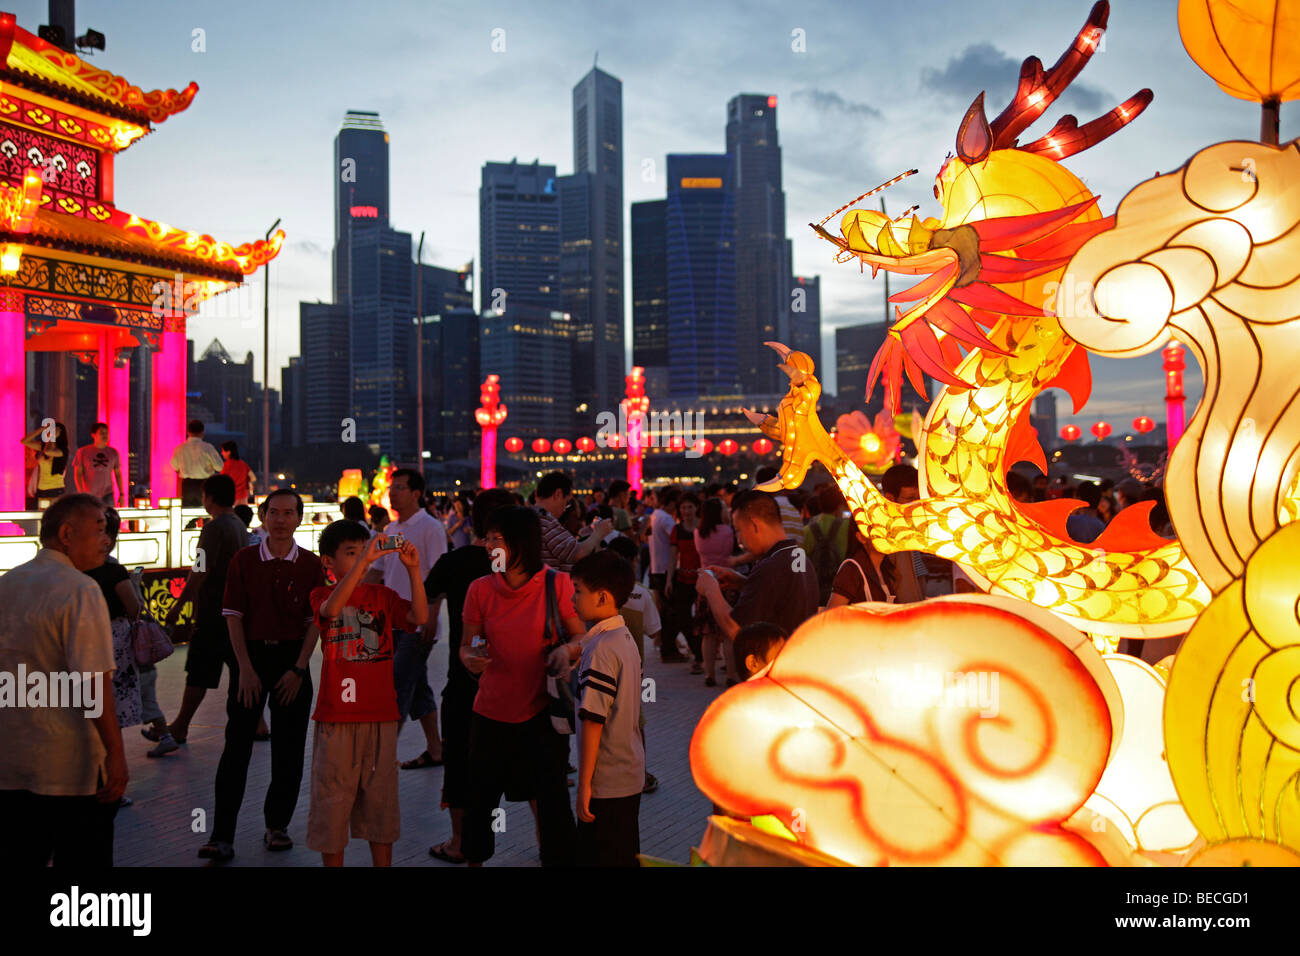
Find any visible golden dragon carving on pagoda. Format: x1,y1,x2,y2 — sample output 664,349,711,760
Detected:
750,2,1211,638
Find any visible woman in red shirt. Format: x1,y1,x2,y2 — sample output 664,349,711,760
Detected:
459,506,584,866
220,441,256,504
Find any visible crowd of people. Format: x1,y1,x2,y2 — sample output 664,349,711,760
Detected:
1005,469,1176,542
0,452,1177,868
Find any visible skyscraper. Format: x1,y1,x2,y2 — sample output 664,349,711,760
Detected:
480,304,573,438
429,308,481,460
300,302,350,446
569,66,625,417
727,93,790,397
665,154,738,398
631,199,669,398
479,160,561,311
836,320,927,416
333,111,389,305
790,275,822,370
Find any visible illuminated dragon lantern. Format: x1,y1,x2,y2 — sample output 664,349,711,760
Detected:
750,2,1210,640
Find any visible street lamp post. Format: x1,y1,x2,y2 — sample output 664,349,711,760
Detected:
416,231,424,470
262,216,280,495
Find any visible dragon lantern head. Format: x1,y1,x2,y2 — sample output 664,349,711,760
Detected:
811,0,1152,415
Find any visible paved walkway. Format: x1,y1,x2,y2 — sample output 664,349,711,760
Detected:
113,609,719,866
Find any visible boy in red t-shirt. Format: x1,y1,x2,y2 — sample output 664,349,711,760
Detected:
308,520,428,866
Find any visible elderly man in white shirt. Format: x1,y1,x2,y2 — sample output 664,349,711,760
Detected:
170,419,224,507
366,468,448,769
0,493,127,866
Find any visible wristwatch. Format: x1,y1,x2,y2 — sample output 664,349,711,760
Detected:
291,665,308,679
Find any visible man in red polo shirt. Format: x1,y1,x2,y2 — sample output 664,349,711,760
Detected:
199,488,326,863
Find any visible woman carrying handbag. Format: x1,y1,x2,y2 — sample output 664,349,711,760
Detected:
458,506,584,867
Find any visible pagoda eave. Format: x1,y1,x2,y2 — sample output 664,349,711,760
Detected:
0,232,245,284
0,66,160,133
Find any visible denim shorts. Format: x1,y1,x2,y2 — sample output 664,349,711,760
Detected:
392,629,437,721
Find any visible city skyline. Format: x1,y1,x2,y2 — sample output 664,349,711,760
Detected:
33,0,1274,424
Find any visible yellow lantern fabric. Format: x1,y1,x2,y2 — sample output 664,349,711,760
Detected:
1178,0,1300,103
1162,521,1300,853
1060,139,1300,595
688,595,1116,866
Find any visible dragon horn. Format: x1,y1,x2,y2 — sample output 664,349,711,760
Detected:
742,407,769,427
765,341,793,360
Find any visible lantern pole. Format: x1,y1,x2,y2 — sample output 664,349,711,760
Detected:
1261,97,1280,146
1163,342,1186,452
623,366,648,494
475,374,506,489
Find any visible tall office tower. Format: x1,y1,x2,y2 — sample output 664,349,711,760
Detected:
1031,393,1058,449
480,304,574,438
333,111,389,304
631,199,669,398
280,356,304,450
569,66,625,418
727,93,790,397
790,275,822,370
665,154,738,399
479,160,561,311
300,302,350,446
348,221,417,458
429,308,481,460
188,340,255,439
835,320,929,417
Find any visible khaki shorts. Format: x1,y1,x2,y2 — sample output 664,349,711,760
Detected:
306,720,400,853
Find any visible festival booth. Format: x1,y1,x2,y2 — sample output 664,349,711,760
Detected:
680,0,1300,867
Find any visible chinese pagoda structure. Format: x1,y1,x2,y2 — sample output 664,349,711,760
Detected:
0,11,283,509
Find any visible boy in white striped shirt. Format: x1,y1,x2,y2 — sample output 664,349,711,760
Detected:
569,550,645,867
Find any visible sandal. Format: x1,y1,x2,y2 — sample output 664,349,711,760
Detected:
400,751,443,770
140,725,167,743
429,841,467,864
264,828,294,851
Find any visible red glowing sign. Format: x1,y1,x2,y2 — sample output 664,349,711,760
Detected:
350,206,379,218
767,95,778,108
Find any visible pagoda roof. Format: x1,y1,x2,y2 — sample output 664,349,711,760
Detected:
0,12,197,133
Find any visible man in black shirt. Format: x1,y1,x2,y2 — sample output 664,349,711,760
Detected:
696,490,819,644
160,474,251,749
422,488,514,864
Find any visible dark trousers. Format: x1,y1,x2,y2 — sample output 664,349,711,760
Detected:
463,709,575,866
667,581,700,661
212,640,312,843
181,477,206,507
0,789,119,867
577,793,641,867
439,672,476,809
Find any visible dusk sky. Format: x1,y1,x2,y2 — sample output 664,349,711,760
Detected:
23,0,1297,431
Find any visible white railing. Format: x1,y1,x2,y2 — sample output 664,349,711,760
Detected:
0,498,343,572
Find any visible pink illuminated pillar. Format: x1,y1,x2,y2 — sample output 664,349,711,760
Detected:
0,291,24,513
97,330,130,483
150,321,186,506
475,374,507,490
623,366,648,494
1163,342,1186,452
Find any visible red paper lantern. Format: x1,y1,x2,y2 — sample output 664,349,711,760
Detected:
718,439,739,456
753,437,774,455
552,438,572,455
1091,422,1112,441
1133,416,1155,434
504,436,523,453
576,436,596,453
693,438,714,456
1059,425,1081,442
531,438,551,454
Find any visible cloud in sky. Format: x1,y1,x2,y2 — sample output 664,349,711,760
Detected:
922,42,1108,115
